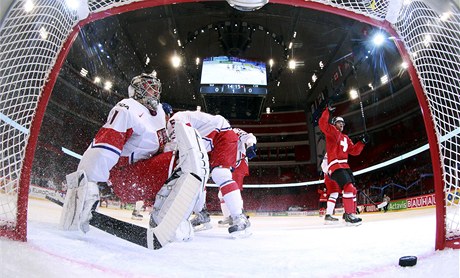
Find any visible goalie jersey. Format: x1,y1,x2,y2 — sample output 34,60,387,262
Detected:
78,98,168,182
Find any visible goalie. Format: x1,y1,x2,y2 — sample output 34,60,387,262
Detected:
59,71,206,245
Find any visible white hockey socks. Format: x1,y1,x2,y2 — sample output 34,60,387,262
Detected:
218,190,231,218
326,192,339,215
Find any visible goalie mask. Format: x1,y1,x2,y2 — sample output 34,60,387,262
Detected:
128,71,162,111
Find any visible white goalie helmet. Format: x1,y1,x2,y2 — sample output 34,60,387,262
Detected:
128,71,162,111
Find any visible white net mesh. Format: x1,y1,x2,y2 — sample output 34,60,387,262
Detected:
0,0,459,247
0,0,79,238
393,1,460,241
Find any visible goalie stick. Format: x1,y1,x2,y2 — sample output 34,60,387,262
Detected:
46,195,162,250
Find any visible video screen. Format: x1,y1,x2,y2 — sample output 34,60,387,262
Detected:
200,56,267,86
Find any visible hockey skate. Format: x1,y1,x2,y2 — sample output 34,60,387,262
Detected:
218,216,233,227
343,213,362,226
131,210,143,220
324,214,339,225
190,209,212,232
228,213,252,238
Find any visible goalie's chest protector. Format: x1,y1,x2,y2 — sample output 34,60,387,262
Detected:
119,99,167,162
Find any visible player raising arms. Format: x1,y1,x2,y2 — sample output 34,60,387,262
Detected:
60,71,175,234
319,104,368,225
167,111,251,237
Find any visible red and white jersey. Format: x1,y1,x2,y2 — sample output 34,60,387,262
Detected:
78,98,168,182
318,109,364,175
167,111,232,152
233,128,256,168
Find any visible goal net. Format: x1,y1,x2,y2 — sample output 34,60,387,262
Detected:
0,0,459,249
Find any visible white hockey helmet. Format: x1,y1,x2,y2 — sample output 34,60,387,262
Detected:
332,116,345,125
128,71,162,111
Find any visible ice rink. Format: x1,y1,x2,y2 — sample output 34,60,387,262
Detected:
1,198,459,278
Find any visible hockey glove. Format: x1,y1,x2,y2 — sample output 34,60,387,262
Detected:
246,144,257,160
326,100,336,113
360,134,370,144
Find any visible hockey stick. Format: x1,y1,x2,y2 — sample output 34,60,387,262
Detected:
46,195,162,249
348,62,368,134
358,190,378,207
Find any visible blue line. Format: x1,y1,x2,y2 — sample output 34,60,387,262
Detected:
0,112,29,134
61,147,82,160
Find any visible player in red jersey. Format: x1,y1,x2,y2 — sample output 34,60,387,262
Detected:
167,111,251,237
319,104,367,225
218,128,257,226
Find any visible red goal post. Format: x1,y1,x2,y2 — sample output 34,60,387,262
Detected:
0,0,458,250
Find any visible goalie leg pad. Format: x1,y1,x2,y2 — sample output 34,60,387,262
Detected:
149,172,202,248
59,170,99,232
174,122,210,192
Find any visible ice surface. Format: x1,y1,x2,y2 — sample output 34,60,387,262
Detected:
1,199,459,278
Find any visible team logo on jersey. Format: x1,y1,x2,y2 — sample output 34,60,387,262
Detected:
157,128,168,150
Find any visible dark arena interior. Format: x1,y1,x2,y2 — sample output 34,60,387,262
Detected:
32,1,431,213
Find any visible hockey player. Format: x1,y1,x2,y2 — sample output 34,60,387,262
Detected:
319,104,367,225
166,111,251,237
321,153,340,224
317,186,328,217
218,128,257,226
60,71,175,234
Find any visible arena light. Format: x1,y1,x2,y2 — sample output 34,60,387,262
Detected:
171,54,181,68
104,81,113,91
39,27,48,40
288,59,296,70
195,57,200,65
226,0,269,12
423,34,432,47
312,73,317,83
381,74,389,84
372,33,386,46
319,61,324,69
94,76,101,84
80,68,88,77
24,0,34,12
65,0,80,11
349,89,359,100
440,12,452,22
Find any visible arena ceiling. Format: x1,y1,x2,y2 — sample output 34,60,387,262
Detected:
63,1,404,120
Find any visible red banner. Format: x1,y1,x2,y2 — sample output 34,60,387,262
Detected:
407,194,436,208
